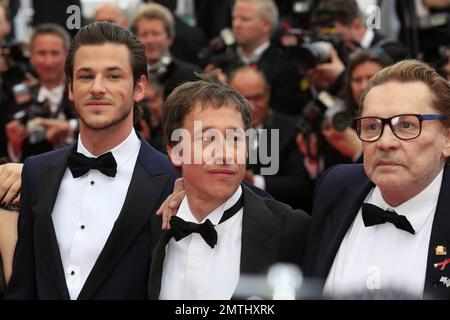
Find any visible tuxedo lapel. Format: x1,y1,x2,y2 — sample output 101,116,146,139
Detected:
34,149,72,300
424,167,450,299
315,176,374,278
240,184,281,274
147,230,172,300
77,159,171,300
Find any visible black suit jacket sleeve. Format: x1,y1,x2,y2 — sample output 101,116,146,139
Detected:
5,159,37,299
271,201,310,267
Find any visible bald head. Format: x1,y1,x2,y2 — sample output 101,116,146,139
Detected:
94,4,129,29
229,66,270,127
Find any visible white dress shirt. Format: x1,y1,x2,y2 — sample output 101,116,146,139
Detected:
159,186,243,300
37,84,65,117
237,41,270,65
52,129,141,300
324,169,443,299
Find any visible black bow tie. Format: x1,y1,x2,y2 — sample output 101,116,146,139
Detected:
362,203,415,235
148,192,244,299
68,149,117,178
169,217,217,248
168,193,244,249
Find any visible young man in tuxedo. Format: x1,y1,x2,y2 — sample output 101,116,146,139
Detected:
304,60,450,299
5,22,177,300
148,74,310,300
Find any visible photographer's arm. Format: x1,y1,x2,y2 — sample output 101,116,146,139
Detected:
306,49,345,91
322,126,363,162
5,121,26,161
33,118,71,144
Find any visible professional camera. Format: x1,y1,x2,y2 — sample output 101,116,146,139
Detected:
295,91,350,158
276,24,351,74
197,28,237,69
11,83,50,145
0,42,29,83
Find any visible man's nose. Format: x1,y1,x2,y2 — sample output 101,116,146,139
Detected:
376,123,401,150
90,75,106,96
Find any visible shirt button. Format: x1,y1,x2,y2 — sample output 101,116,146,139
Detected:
81,225,85,230
90,181,95,186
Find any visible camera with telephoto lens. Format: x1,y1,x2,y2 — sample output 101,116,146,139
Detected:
11,83,50,145
295,91,350,159
197,28,238,69
276,24,350,74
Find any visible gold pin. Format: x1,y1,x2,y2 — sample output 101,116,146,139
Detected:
436,245,447,256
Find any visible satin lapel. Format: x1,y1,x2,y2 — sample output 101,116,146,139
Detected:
240,185,281,274
77,160,171,300
424,167,450,299
315,179,374,278
34,154,71,299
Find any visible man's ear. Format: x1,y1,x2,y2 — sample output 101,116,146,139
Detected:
167,144,183,167
442,127,450,158
134,75,147,103
262,19,272,35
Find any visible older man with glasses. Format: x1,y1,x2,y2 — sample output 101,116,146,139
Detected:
304,60,450,300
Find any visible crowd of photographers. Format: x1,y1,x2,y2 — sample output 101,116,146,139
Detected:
1,0,450,212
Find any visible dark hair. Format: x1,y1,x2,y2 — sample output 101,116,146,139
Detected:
64,22,147,87
311,0,362,27
343,49,392,117
163,73,253,147
31,23,71,51
360,60,450,128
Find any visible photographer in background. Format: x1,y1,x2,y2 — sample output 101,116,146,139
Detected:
5,24,77,162
296,49,392,179
133,3,200,98
202,0,310,117
0,1,31,157
307,0,408,95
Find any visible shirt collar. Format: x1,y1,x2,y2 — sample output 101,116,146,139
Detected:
237,41,270,65
77,129,141,170
37,84,65,104
178,185,243,225
367,169,443,233
360,29,375,49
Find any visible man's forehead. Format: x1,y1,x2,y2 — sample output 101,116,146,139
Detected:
363,81,435,113
184,102,244,125
74,43,131,66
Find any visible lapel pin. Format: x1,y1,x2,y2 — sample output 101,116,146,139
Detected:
435,245,447,256
440,277,450,288
434,258,450,271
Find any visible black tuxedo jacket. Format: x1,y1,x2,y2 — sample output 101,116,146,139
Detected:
303,164,450,299
148,183,310,299
247,111,313,211
159,58,201,99
5,137,177,299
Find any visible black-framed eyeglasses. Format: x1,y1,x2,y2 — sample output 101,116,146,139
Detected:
353,114,447,142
